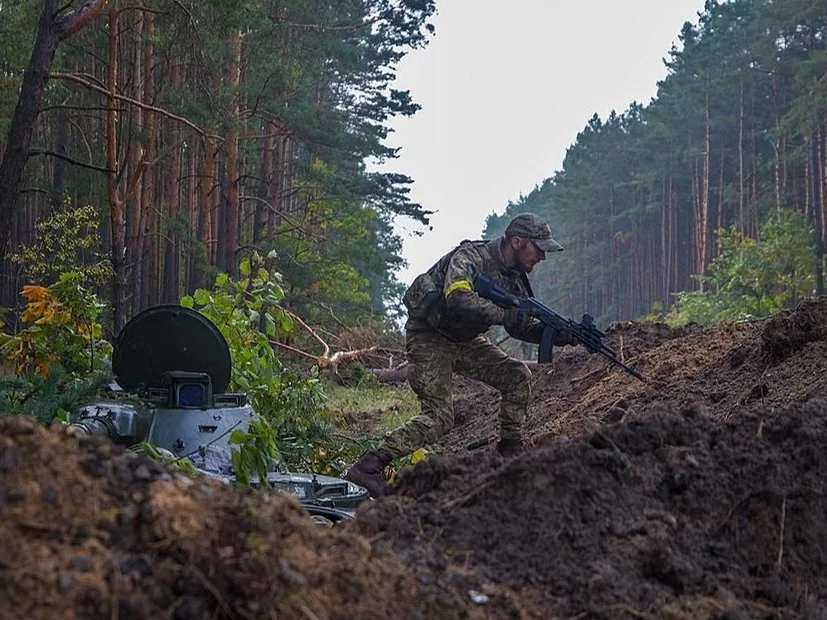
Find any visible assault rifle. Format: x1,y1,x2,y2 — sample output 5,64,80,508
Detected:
473,273,646,382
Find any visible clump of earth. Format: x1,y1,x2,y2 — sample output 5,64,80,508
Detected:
3,297,827,618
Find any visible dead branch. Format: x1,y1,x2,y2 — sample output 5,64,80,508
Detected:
269,311,380,375
287,311,330,360
28,149,113,173
571,368,606,383
50,72,219,139
366,364,409,384
271,340,318,362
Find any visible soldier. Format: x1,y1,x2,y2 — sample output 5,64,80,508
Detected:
345,213,577,497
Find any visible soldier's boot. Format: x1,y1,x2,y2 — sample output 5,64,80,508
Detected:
496,434,523,458
344,449,393,498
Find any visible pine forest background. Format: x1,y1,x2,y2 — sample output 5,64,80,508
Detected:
0,0,436,336
2,0,827,338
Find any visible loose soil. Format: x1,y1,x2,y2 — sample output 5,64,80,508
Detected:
4,298,827,618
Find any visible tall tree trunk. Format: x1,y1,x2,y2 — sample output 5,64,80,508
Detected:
224,32,242,276
50,108,69,211
105,7,149,329
0,0,106,258
194,136,217,288
127,10,145,315
661,175,674,308
691,154,700,284
738,79,745,233
106,8,127,331
271,132,288,238
145,163,161,308
186,137,198,293
136,12,156,311
774,129,784,213
717,147,724,234
162,63,182,303
254,125,274,243
699,95,711,278
215,153,226,271
749,108,759,238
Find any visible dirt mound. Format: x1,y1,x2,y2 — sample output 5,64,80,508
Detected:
442,298,827,452
6,297,827,619
0,416,481,620
762,296,827,360
353,400,827,618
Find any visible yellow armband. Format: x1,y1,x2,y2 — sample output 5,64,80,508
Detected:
445,279,473,297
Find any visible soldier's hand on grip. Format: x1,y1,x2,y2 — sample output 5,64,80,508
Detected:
554,328,578,346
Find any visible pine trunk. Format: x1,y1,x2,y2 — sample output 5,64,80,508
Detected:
224,32,243,277
106,8,127,331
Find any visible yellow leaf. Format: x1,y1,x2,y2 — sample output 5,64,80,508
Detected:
22,285,48,302
410,448,429,466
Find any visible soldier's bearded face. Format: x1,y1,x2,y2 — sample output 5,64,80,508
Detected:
515,239,546,273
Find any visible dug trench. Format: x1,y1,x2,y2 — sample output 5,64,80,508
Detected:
3,298,827,618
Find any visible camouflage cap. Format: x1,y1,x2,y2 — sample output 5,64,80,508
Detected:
504,213,564,252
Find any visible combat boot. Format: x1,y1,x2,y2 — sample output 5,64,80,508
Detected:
496,435,523,458
344,449,393,497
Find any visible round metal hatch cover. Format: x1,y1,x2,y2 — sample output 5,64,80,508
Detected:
112,305,231,393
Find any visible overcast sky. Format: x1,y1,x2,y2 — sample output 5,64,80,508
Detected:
384,0,706,285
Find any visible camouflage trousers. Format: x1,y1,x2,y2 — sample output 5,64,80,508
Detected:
380,329,531,459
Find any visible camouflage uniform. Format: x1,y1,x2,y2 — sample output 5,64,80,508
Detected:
381,237,550,459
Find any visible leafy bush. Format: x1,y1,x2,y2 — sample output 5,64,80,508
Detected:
667,210,816,326
0,273,113,423
0,368,111,424
7,203,112,287
181,252,361,476
0,272,111,377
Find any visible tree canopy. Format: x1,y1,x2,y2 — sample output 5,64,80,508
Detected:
485,0,827,326
0,0,435,332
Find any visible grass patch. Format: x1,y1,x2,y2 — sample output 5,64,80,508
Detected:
324,379,433,481
324,379,419,440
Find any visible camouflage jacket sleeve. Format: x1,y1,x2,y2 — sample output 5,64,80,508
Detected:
442,245,505,325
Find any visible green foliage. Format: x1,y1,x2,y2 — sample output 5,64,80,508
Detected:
229,418,280,487
268,201,406,327
7,203,112,287
0,367,111,425
181,253,360,476
0,0,40,136
0,271,113,425
639,301,666,324
0,273,112,377
666,210,815,325
132,441,200,478
480,1,827,325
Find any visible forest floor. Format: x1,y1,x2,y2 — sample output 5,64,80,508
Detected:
4,298,827,619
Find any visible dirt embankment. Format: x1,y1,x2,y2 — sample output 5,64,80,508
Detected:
354,401,827,618
0,417,478,620
3,297,827,619
444,296,827,452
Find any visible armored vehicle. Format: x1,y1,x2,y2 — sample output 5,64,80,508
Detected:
69,305,369,524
